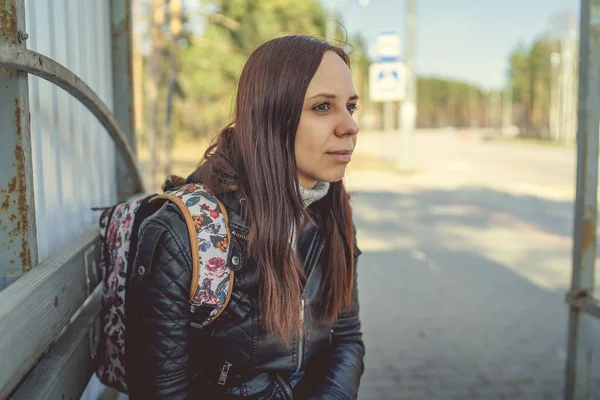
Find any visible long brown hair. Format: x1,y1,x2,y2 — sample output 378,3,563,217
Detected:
193,36,355,342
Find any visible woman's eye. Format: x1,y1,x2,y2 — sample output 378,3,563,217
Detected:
347,103,359,115
313,102,331,112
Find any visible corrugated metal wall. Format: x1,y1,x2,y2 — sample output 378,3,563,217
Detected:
23,3,117,397
24,0,117,261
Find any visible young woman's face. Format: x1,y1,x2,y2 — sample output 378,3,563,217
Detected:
295,51,360,189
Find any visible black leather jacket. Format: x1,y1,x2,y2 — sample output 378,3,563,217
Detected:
125,189,364,399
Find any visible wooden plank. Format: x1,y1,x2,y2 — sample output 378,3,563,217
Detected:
11,285,102,400
0,227,100,399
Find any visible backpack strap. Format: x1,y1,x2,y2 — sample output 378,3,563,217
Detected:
150,193,203,299
150,184,234,327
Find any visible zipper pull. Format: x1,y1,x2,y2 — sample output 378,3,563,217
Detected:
300,298,305,324
218,361,233,385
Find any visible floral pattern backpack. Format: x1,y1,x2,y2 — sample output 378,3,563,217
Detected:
95,181,233,393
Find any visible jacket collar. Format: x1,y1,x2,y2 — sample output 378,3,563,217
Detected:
215,189,249,234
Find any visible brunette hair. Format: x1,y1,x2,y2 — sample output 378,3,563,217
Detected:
192,36,355,341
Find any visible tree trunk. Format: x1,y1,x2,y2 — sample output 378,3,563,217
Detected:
146,0,164,190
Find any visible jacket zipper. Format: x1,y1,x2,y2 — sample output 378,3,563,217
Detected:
233,228,323,376
218,361,233,385
296,242,324,373
156,369,188,383
231,230,248,241
275,373,293,400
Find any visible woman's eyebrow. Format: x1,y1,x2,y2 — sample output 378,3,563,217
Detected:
306,93,360,101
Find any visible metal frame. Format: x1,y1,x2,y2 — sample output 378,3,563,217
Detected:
110,0,139,201
0,44,144,195
0,0,38,289
11,285,103,400
0,228,100,398
0,1,141,397
565,0,600,398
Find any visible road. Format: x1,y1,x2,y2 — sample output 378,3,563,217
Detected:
347,131,599,399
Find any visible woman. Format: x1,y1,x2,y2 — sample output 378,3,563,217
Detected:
125,35,364,399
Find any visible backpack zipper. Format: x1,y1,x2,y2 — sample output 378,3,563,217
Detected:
296,242,324,373
275,373,293,400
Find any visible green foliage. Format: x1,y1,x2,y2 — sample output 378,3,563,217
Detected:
508,37,560,137
171,0,362,138
416,77,493,128
141,4,577,141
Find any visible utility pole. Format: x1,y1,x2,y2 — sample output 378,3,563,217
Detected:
559,16,578,143
384,102,395,131
550,53,561,141
398,0,416,171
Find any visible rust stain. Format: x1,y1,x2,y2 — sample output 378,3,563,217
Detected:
582,218,595,252
14,97,22,136
0,2,18,43
14,99,31,272
7,176,16,192
0,192,8,210
54,296,59,307
19,246,29,270
0,100,33,271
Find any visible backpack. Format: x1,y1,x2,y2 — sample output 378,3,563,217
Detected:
94,180,234,393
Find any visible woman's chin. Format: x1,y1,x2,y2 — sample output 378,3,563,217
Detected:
317,172,346,184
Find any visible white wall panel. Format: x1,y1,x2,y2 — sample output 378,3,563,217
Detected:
24,0,117,261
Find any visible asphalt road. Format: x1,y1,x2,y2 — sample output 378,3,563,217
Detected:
348,131,599,399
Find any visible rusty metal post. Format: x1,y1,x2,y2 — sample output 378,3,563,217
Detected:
565,0,599,398
110,0,139,200
0,0,37,290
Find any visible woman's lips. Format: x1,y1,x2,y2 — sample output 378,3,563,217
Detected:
326,151,352,162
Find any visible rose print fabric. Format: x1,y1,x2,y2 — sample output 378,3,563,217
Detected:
96,183,232,393
97,198,145,392
165,184,232,325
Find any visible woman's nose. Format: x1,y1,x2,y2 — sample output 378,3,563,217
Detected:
335,112,360,137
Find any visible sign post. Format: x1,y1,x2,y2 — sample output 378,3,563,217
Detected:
398,0,416,172
369,31,404,136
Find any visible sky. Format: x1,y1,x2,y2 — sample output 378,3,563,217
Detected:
323,0,580,89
